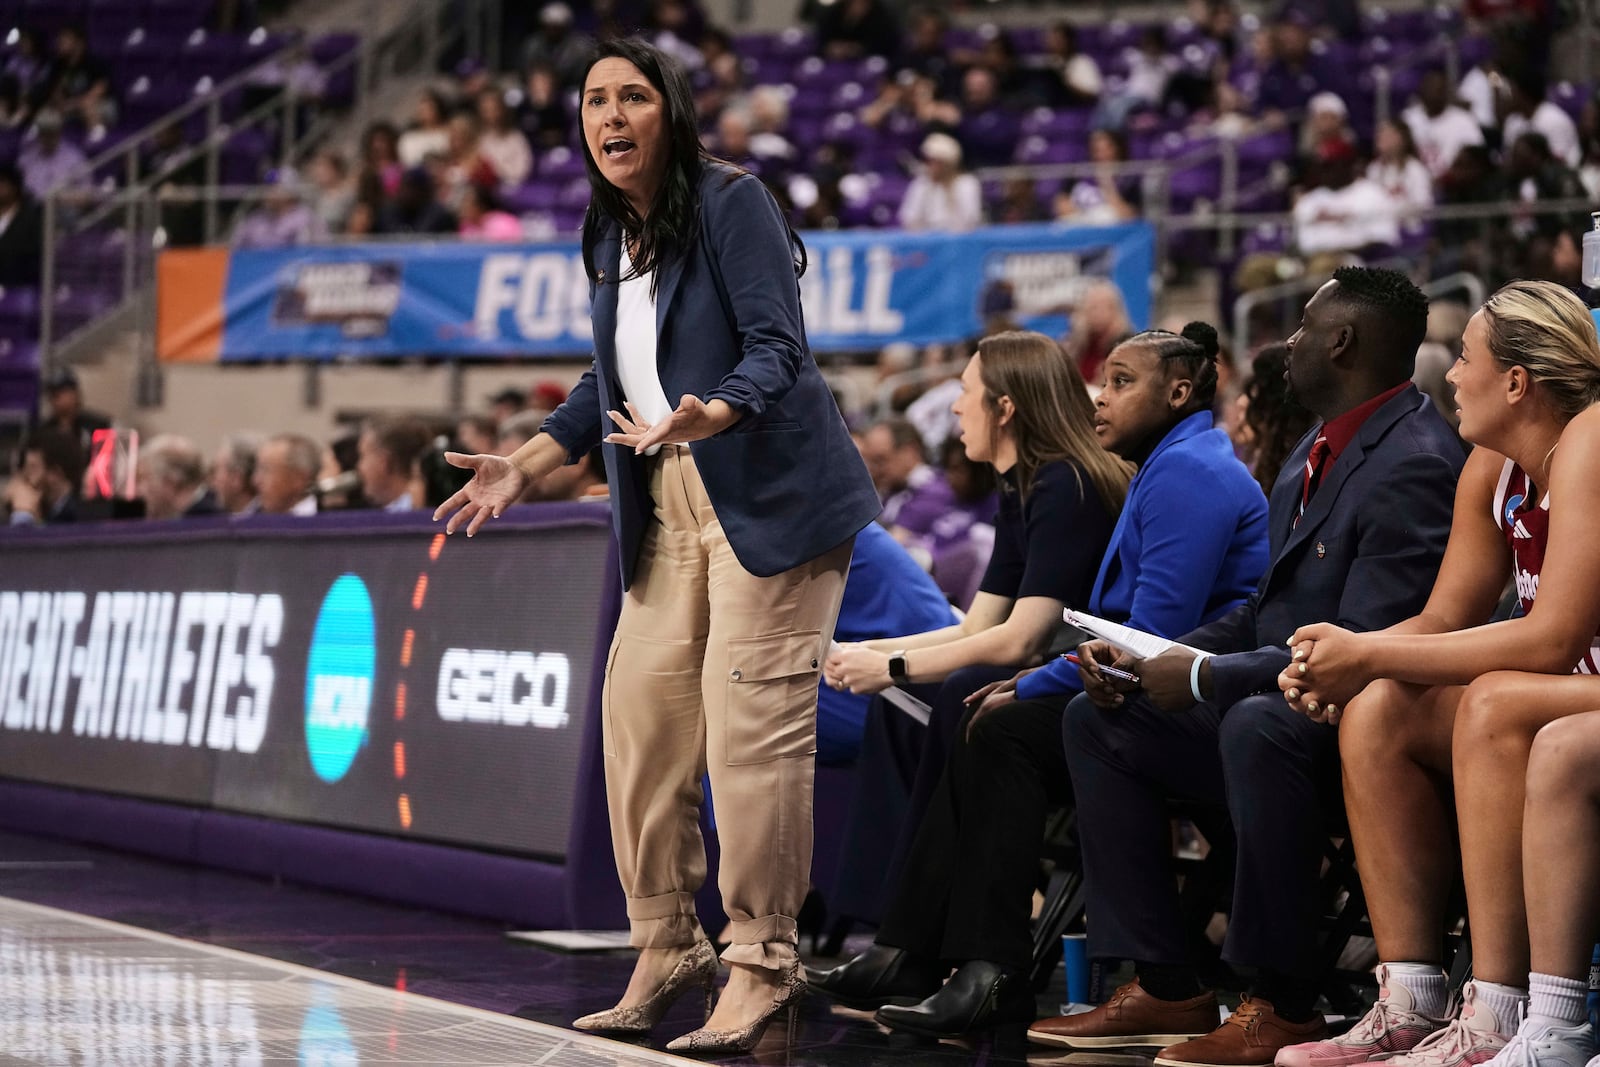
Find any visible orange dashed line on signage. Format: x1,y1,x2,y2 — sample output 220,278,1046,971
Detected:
393,740,407,779
394,683,406,721
397,794,412,829
401,628,414,667
429,534,445,561
411,574,428,610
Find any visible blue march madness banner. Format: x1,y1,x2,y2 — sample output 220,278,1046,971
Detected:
156,222,1154,362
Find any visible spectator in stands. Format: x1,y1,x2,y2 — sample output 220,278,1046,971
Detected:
1404,67,1488,181
1036,21,1102,109
2,29,49,121
1231,342,1315,493
360,121,404,198
487,386,526,426
516,61,572,152
532,445,607,502
210,433,261,515
378,168,456,234
1094,26,1178,131
898,133,982,233
973,31,1033,110
398,89,452,169
308,149,355,234
458,185,523,241
38,366,109,455
1055,129,1143,226
953,66,1017,167
18,109,87,203
520,2,593,92
924,436,1001,606
642,0,707,70
476,88,533,188
1504,131,1589,296
437,113,498,209
253,433,321,516
1028,268,1463,1065
824,332,1131,925
901,7,957,97
0,161,42,287
994,177,1044,224
813,0,901,62
1276,279,1600,1067
1481,711,1600,1067
1237,143,1398,291
1368,118,1435,217
455,415,497,457
1062,280,1134,387
40,25,113,132
1254,11,1334,116
232,171,324,248
815,324,1271,1040
1501,68,1581,169
858,416,936,523
1197,0,1244,65
1436,145,1505,275
136,434,221,520
821,521,962,766
1297,92,1356,176
356,416,431,512
5,427,83,525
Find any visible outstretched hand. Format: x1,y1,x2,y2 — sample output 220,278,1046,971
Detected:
605,397,739,454
431,452,533,537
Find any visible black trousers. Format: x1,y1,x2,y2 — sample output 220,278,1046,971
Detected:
1062,689,1341,979
830,664,1017,926
876,694,1073,971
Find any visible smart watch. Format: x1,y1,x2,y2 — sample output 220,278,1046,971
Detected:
887,650,910,685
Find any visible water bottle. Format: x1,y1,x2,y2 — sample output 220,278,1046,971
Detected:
1588,942,1600,1030
1583,214,1600,290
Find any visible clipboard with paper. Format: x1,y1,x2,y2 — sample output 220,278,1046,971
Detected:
1062,610,1208,661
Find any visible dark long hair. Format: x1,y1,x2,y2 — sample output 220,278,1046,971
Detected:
578,37,804,294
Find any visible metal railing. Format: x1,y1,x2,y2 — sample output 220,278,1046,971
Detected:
37,0,496,370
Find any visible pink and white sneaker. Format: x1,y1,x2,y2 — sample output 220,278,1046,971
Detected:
1276,965,1446,1067
1360,982,1516,1067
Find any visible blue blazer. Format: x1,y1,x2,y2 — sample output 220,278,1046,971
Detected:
1191,384,1465,709
1016,411,1270,701
541,164,880,589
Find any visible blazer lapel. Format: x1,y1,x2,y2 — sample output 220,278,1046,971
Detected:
592,225,624,394
653,246,687,365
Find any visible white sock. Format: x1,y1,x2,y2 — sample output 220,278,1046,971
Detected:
1527,973,1589,1030
1387,962,1450,1019
1471,980,1529,1036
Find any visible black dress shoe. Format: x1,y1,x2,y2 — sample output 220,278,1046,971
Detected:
805,943,947,1011
873,960,1034,1038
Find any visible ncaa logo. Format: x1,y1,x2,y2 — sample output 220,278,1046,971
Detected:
304,574,376,783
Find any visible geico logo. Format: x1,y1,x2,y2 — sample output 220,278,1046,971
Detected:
307,674,371,731
436,647,570,728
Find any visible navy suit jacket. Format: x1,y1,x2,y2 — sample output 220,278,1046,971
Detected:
541,164,880,589
1188,384,1465,709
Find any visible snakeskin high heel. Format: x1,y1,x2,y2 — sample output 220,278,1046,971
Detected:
572,939,719,1034
665,958,806,1054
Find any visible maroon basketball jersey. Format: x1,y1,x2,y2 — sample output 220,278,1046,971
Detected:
1493,458,1600,675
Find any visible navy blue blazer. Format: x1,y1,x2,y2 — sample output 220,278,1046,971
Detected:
1188,384,1465,709
541,164,880,589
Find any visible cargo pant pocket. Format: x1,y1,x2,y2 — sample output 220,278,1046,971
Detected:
723,630,821,766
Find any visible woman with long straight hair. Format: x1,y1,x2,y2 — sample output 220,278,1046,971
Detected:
824,329,1131,930
434,37,879,1053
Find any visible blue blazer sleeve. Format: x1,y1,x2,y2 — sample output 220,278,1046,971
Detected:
540,361,604,463
1015,448,1266,702
697,173,806,419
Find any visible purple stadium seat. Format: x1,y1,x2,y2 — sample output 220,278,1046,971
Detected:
23,0,86,35
1241,221,1290,255
1013,135,1084,166
537,145,586,181
182,31,247,80
503,181,561,214
0,287,41,335
310,32,358,65
0,338,40,371
1021,107,1094,140
555,177,590,211
769,27,813,61
221,126,272,184
1552,82,1589,122
958,109,1021,168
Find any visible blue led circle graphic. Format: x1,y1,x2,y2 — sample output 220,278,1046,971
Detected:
303,574,376,783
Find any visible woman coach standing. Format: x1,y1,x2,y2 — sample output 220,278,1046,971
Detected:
434,37,879,1053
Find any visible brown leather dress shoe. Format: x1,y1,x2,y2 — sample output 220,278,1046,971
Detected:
1027,978,1220,1049
1153,997,1330,1067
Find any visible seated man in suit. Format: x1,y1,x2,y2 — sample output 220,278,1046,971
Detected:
1028,267,1467,1067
